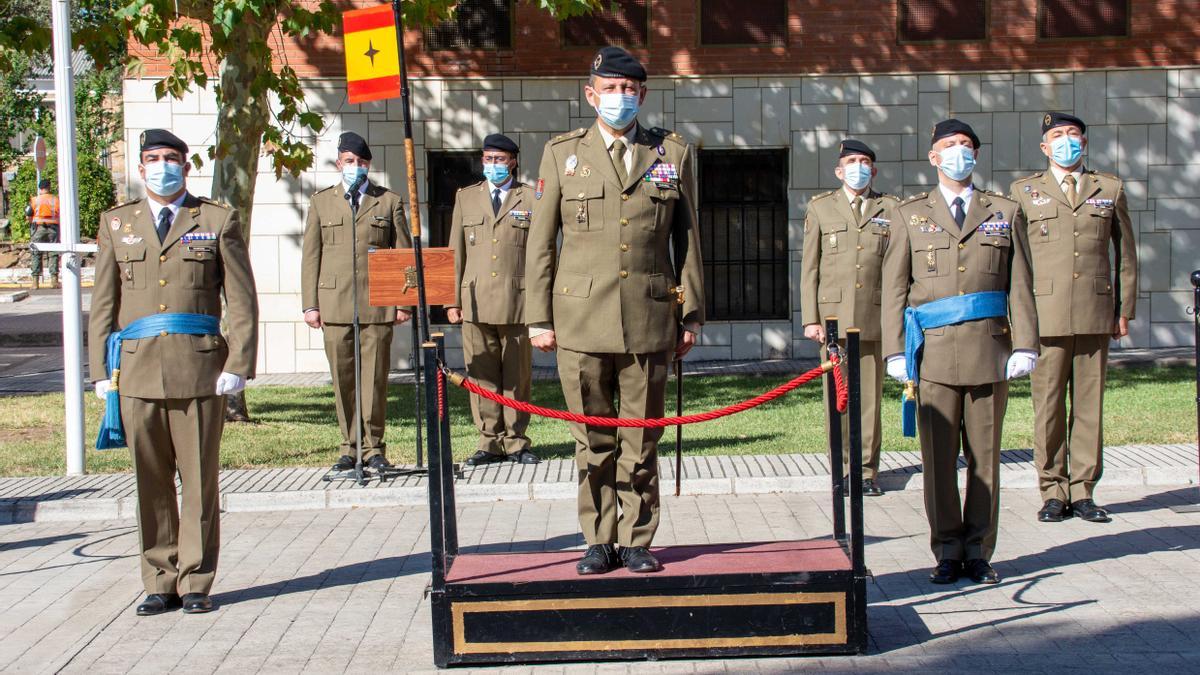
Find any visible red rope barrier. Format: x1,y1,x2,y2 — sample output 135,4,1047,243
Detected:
445,358,847,428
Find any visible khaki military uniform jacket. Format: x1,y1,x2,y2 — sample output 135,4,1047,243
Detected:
87,193,259,399
448,180,532,325
1009,168,1137,336
801,189,898,341
526,122,705,354
882,187,1038,386
301,182,411,324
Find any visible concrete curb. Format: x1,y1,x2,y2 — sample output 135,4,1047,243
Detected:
2,466,1195,523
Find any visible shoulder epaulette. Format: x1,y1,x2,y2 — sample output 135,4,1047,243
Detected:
1012,172,1042,183
1090,169,1120,181
551,128,587,144
656,128,686,146
984,189,1013,201
901,192,928,205
199,196,231,209
313,184,338,197
879,193,901,202
457,180,485,193
810,190,836,202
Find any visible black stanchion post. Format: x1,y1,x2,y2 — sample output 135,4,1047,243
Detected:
1175,270,1200,513
825,316,846,543
434,333,459,557
845,327,868,655
413,320,424,468
423,340,447,588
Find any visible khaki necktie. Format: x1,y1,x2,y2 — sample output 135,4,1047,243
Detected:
1064,174,1078,209
851,196,863,221
611,139,628,184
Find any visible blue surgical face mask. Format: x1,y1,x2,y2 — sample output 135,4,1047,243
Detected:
842,161,872,191
143,161,185,197
594,92,640,129
1049,135,1083,168
341,164,368,189
482,163,511,185
937,144,976,181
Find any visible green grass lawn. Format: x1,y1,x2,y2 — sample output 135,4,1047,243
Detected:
0,366,1194,477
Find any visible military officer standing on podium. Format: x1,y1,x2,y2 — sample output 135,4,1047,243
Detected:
89,129,258,615
446,133,540,467
882,119,1038,586
801,139,897,497
1010,112,1137,525
301,132,413,472
526,47,705,575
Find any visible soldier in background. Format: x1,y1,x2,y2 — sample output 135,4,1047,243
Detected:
301,132,412,472
1010,112,1138,525
89,129,258,615
526,47,705,575
27,179,60,289
882,119,1038,587
447,133,540,467
801,139,897,497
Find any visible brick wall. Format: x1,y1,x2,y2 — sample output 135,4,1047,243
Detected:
130,1,1199,79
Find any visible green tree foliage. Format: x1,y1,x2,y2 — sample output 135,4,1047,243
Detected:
7,154,116,241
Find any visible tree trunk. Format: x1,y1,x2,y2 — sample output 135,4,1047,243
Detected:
212,18,270,423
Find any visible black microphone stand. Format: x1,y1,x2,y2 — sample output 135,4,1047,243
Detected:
346,175,367,485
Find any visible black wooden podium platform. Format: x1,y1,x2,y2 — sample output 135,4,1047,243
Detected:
419,320,868,668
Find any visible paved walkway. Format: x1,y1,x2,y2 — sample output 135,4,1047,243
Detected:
1,485,1198,673
1,444,1195,523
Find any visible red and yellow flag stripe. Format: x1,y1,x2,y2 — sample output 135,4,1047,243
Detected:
343,4,402,104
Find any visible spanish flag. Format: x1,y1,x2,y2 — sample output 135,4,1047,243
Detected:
343,4,402,104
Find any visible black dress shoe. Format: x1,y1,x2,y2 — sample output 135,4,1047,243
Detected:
1071,499,1112,523
508,449,541,464
182,593,214,614
929,559,961,584
465,450,506,467
965,559,1000,584
136,593,181,616
332,454,355,471
862,479,884,497
576,544,619,575
366,455,392,471
620,546,662,573
1038,498,1070,522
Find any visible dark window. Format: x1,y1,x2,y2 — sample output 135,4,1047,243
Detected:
1039,0,1128,39
426,150,483,321
423,0,512,50
698,150,790,321
898,0,988,42
562,0,649,47
699,0,787,46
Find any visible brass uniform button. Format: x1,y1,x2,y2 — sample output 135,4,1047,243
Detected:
619,270,629,278
621,194,629,201
958,290,965,295
957,266,966,272
159,255,167,262
158,305,166,312
1073,272,1080,279
855,264,862,270
856,245,863,251
1074,231,1080,237
491,272,497,277
855,282,863,289
927,244,934,250
1074,251,1080,257
620,218,629,226
620,244,629,252
562,287,569,293
491,255,497,260
159,279,166,287
958,243,966,249
492,238,498,244
159,329,168,336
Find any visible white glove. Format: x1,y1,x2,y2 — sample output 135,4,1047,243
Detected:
1006,352,1038,380
215,372,247,396
94,379,112,400
886,357,908,383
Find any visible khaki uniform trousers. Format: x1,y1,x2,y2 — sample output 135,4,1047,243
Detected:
462,321,532,457
823,339,883,480
323,322,393,458
1032,334,1110,503
30,225,59,278
122,395,223,595
918,379,1008,563
558,347,668,548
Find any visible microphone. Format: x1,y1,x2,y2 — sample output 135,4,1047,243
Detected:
344,173,367,208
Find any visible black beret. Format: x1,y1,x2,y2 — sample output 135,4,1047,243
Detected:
930,118,980,149
37,179,51,190
1042,111,1086,135
839,139,875,162
139,129,188,156
337,131,372,161
482,133,518,154
590,46,646,81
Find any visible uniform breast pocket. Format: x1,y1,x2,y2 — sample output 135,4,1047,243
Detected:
321,219,342,246
868,225,890,255
563,183,604,232
642,181,680,229
981,236,1011,275
118,244,147,290
185,247,219,289
509,217,530,247
1028,204,1059,244
1086,208,1113,240
911,233,951,278
820,222,849,255
368,216,392,246
462,217,484,246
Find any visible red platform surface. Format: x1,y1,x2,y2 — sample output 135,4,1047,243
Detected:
446,540,851,584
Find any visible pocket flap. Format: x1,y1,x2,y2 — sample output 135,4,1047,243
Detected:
1094,277,1112,295
553,271,592,298
185,247,217,261
820,221,849,233
649,273,669,299
1028,203,1058,221
191,334,223,352
322,218,343,227
911,233,952,251
1034,279,1053,296
564,183,604,201
641,181,680,200
119,245,147,262
819,287,842,303
318,273,336,289
464,216,485,227
511,219,530,230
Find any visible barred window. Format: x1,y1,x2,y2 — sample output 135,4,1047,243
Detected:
698,150,790,321
1039,0,1128,39
898,0,988,43
426,150,483,320
423,0,513,50
562,0,649,47
699,0,787,46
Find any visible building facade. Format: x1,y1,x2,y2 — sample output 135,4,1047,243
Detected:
122,0,1200,373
